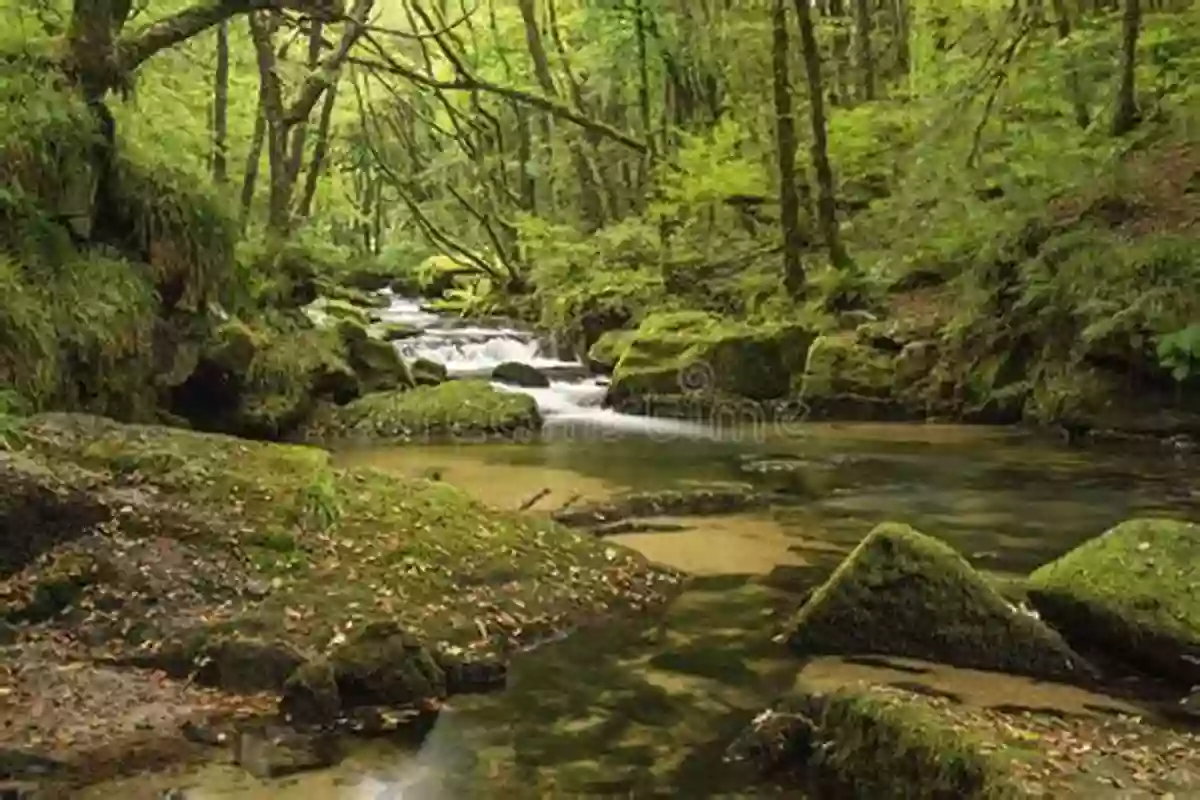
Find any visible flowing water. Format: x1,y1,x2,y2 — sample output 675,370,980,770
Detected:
90,295,1200,799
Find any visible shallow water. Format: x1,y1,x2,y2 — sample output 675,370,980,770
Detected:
88,297,1200,798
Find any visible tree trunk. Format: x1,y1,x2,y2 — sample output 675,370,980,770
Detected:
794,0,850,268
516,0,604,229
854,0,876,101
211,20,230,182
296,80,339,219
1111,0,1141,136
1050,0,1090,129
772,0,807,297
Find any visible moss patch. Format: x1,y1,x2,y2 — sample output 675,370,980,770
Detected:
301,380,541,443
1027,518,1200,685
787,523,1092,683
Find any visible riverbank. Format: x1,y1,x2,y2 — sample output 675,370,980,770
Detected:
0,413,681,792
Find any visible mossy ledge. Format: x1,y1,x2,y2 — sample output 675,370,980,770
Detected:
0,414,680,773
1027,518,1200,686
786,522,1094,683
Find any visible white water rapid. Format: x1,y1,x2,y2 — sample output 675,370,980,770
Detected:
376,292,713,438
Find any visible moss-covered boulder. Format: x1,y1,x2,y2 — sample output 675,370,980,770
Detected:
792,332,915,420
727,682,1023,797
345,335,413,394
787,523,1092,682
1027,518,1200,685
606,312,813,413
492,361,550,388
302,380,541,443
171,316,357,440
411,358,448,386
586,329,636,373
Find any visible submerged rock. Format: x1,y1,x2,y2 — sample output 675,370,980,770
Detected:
787,522,1093,683
232,724,340,779
1027,518,1200,685
491,361,550,388
301,380,541,443
553,484,773,528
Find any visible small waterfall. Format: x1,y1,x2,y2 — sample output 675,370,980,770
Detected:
379,295,714,439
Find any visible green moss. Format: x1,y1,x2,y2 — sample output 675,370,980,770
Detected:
787,522,1091,682
608,313,813,406
1027,518,1200,684
302,380,541,443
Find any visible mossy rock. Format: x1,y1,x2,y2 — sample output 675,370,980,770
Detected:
378,322,422,342
329,621,447,708
416,254,479,298
173,318,352,440
345,336,413,394
729,682,1023,798
302,380,541,443
305,297,371,328
320,283,391,310
491,361,550,388
607,313,813,408
787,522,1092,683
281,659,341,726
792,333,913,420
1027,518,1200,685
586,329,636,373
410,358,448,386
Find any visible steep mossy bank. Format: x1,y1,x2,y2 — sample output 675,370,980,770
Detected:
0,413,679,779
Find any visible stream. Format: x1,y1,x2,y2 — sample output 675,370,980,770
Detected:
88,294,1200,798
